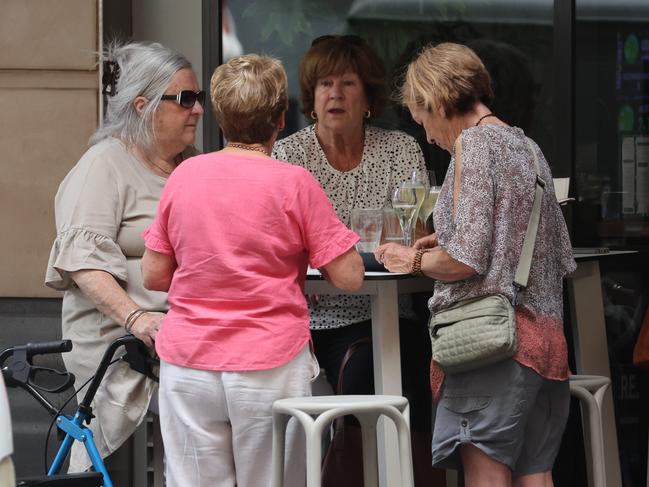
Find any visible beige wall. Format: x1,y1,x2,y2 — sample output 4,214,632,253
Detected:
0,0,99,297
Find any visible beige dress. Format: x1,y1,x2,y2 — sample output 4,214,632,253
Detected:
45,137,173,472
0,374,14,485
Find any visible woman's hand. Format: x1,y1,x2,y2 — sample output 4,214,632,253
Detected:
374,243,417,273
414,233,439,250
130,312,164,348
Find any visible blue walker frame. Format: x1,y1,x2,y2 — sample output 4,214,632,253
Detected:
2,334,156,486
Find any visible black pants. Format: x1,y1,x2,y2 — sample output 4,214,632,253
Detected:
311,316,433,432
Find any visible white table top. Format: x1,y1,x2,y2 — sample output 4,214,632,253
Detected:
307,249,638,281
572,249,636,260
306,267,407,279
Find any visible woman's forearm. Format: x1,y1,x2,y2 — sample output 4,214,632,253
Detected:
69,269,139,327
420,247,476,282
375,242,476,282
70,269,163,347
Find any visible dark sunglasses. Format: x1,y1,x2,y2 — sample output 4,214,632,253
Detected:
160,90,206,109
311,34,365,47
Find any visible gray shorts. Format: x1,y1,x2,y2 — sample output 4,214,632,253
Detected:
431,359,569,476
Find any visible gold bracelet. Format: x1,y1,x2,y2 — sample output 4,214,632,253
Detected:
410,248,425,276
124,308,147,334
124,308,143,326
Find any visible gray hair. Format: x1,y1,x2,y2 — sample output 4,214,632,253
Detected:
90,41,192,150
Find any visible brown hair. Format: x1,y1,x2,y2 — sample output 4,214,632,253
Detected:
400,42,493,117
210,54,288,144
299,35,386,118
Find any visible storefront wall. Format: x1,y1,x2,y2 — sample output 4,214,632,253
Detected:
2,1,647,484
220,1,648,485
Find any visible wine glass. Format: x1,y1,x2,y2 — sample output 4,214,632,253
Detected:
418,185,442,231
417,169,439,229
391,185,418,246
427,169,437,187
404,169,428,227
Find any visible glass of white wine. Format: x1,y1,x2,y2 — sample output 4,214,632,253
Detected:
407,170,429,222
391,185,418,246
419,185,442,231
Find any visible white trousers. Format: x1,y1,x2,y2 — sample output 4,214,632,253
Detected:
159,344,318,487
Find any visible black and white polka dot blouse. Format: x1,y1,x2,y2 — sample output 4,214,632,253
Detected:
273,124,426,330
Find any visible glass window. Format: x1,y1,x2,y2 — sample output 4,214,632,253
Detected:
575,4,649,487
223,0,556,183
575,2,649,248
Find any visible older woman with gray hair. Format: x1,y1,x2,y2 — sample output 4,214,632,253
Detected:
45,40,203,473
142,53,362,487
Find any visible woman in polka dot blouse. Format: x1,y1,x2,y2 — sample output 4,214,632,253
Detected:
273,34,443,485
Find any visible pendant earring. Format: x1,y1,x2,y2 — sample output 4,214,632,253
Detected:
364,109,371,119
310,110,317,121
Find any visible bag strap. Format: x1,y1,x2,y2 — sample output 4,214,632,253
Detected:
336,337,371,395
330,337,372,437
513,138,545,295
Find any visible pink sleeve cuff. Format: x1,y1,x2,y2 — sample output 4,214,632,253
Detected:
142,228,174,255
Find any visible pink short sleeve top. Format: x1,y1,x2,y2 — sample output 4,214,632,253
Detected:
144,152,358,371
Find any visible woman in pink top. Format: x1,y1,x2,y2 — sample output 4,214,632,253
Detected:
376,43,576,486
142,54,363,487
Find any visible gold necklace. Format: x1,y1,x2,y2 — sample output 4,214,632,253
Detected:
147,159,175,175
228,142,269,156
133,148,176,175
228,142,269,155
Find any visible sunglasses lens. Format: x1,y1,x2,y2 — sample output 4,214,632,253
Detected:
196,91,206,107
177,91,206,108
179,91,196,108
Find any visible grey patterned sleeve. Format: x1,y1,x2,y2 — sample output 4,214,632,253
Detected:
443,131,495,274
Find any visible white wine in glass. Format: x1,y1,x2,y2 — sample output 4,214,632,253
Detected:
407,169,429,224
392,186,418,246
419,186,442,228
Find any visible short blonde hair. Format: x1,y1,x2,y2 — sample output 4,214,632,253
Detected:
210,54,288,144
400,42,493,117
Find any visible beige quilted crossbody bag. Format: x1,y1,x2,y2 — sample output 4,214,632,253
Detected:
428,138,544,373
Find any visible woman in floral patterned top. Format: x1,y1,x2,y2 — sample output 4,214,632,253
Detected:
377,43,576,486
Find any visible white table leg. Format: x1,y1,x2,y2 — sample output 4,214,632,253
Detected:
371,281,401,487
568,260,622,487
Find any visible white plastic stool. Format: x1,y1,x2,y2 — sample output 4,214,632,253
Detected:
271,395,414,487
569,374,611,487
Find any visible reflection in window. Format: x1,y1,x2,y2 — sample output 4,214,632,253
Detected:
575,2,649,247
225,0,554,182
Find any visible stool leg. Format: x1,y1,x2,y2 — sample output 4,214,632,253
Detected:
572,385,606,487
357,413,379,487
380,405,414,487
396,414,414,487
271,412,289,487
306,417,332,487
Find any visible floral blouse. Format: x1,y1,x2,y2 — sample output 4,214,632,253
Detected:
430,125,576,397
